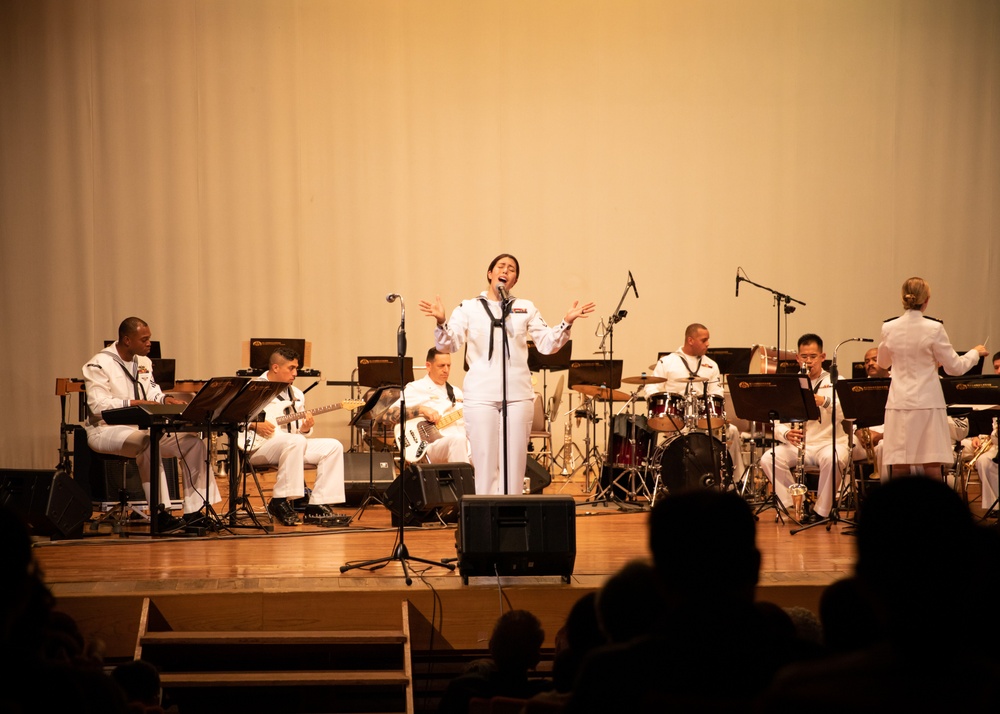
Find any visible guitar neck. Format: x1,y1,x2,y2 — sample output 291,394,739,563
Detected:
275,402,346,426
435,408,463,430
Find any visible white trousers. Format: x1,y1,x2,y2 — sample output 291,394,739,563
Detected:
248,431,346,504
464,398,534,496
424,427,471,465
86,424,217,513
760,441,849,517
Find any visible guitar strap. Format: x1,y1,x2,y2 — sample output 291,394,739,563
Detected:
285,386,296,432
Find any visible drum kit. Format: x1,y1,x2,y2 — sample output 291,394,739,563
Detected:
570,374,734,505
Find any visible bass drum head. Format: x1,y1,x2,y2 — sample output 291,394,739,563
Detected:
659,432,732,494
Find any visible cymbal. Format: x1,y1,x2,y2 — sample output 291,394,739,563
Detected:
572,384,630,401
621,375,666,385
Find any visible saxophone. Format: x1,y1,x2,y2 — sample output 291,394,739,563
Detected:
959,434,994,486
856,427,879,477
788,361,810,520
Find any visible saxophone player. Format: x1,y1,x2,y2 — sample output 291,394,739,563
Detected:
760,334,851,524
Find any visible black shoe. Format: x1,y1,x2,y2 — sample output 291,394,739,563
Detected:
155,506,186,533
268,498,302,526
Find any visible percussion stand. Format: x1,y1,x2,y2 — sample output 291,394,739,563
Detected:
608,392,653,503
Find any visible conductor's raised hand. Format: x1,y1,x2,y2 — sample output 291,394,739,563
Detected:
419,296,447,326
564,300,596,325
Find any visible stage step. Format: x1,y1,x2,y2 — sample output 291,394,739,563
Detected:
136,598,414,714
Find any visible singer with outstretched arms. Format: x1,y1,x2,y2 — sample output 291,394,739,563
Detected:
419,253,595,496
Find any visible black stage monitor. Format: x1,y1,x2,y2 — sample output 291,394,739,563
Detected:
249,338,306,372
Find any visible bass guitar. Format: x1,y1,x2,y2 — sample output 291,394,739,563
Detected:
394,408,464,462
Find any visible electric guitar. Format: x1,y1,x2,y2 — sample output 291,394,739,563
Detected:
394,408,464,462
242,399,365,453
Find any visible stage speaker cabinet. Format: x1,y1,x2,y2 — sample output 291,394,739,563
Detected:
457,494,576,584
342,451,397,502
384,462,475,527
525,457,551,494
0,469,92,539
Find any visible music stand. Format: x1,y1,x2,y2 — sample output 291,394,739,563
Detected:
358,356,414,388
216,379,289,531
706,347,752,376
942,376,1000,517
728,374,819,523
836,378,890,429
348,385,401,520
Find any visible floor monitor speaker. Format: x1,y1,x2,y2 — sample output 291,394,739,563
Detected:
457,494,576,584
342,451,396,502
0,469,92,539
384,461,475,526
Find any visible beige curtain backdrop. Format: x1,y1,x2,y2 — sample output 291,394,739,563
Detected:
2,0,998,469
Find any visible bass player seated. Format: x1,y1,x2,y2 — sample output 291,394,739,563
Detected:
240,346,350,526
382,348,471,465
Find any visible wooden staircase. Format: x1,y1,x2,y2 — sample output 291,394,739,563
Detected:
135,597,414,713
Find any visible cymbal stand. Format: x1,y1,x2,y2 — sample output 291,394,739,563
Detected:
608,392,653,503
578,398,604,491
222,441,273,532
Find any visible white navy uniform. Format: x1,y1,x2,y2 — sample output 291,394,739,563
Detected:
397,376,470,464
83,343,217,513
759,370,851,518
877,310,980,466
435,292,571,496
241,375,346,505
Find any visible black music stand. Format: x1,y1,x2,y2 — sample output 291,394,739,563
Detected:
836,378,890,510
729,374,819,524
942,376,1000,518
217,379,289,531
706,347,752,376
358,356,415,389
528,339,572,421
348,385,401,520
569,360,629,507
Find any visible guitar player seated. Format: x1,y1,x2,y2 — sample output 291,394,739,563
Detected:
240,346,350,526
382,348,471,465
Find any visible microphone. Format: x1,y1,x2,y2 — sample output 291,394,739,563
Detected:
629,271,639,298
386,293,399,303
735,273,741,297
496,279,509,303
857,338,874,342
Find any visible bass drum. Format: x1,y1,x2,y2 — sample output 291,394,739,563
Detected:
659,432,732,494
749,344,797,374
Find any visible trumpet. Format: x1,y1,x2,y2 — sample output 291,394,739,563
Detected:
959,434,994,485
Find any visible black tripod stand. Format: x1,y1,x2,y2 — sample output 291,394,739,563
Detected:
340,295,454,585
349,384,400,521
729,374,819,523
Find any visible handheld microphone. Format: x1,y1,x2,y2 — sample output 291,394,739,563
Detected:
735,273,740,297
386,293,399,303
857,337,874,342
629,271,639,298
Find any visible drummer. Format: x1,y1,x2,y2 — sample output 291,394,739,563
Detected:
645,323,745,481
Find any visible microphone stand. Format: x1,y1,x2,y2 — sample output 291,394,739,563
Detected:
737,273,806,365
584,274,634,508
498,285,512,495
340,295,454,585
791,338,859,534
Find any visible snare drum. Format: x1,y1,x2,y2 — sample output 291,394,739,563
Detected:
647,392,686,432
695,394,726,430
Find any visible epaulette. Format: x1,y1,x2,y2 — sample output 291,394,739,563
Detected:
923,315,943,323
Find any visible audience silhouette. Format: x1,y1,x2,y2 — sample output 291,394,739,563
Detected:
758,476,1000,711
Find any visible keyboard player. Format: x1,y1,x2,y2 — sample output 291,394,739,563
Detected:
82,317,216,532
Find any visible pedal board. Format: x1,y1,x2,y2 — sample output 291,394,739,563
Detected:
305,514,352,528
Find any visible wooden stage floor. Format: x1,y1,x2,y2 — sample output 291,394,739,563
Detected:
27,467,889,661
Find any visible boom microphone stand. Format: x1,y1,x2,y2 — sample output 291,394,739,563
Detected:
340,294,453,585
